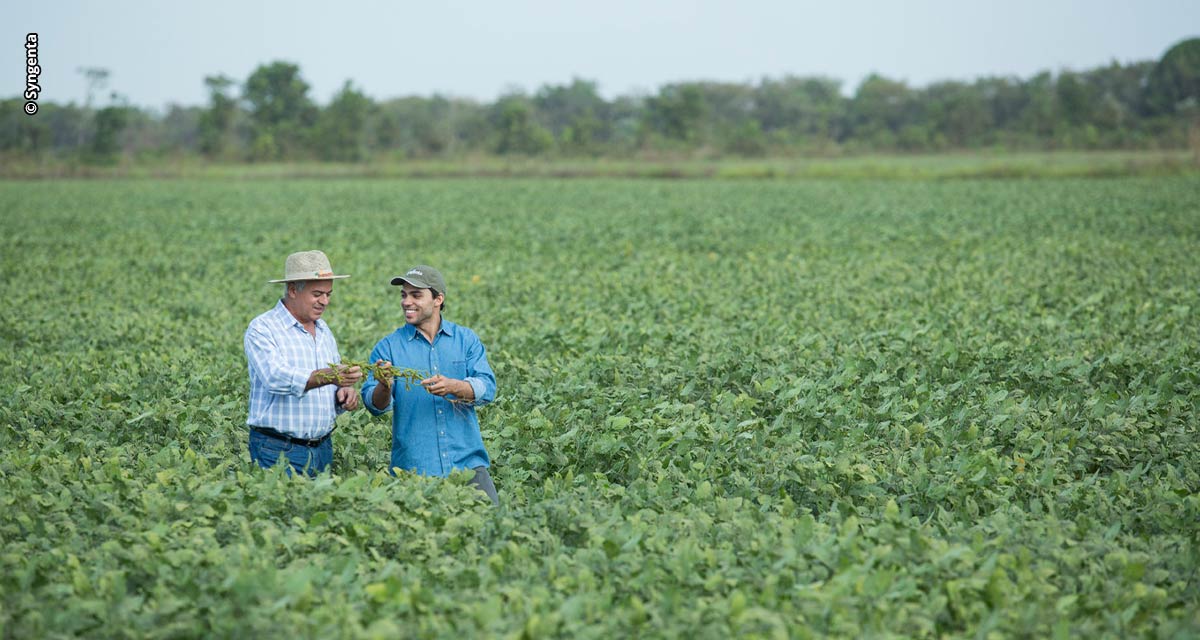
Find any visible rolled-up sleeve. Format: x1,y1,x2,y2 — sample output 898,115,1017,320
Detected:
361,340,393,415
463,333,496,407
244,323,309,397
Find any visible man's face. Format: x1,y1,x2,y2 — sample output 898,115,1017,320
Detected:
400,284,442,326
286,280,333,325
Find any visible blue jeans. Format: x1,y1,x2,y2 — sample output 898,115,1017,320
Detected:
248,430,333,477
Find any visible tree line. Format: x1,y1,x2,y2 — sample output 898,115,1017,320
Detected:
3,38,1197,163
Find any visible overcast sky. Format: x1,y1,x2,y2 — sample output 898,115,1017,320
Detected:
8,0,1198,111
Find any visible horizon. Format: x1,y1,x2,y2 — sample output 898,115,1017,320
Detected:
7,0,1198,112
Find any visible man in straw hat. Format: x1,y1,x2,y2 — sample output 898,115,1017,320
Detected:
360,265,500,505
244,250,363,476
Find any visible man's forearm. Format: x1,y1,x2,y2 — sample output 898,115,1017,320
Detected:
305,368,331,391
453,379,475,401
371,382,391,409
305,365,363,391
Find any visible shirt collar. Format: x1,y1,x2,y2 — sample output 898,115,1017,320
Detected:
273,299,328,334
401,319,455,342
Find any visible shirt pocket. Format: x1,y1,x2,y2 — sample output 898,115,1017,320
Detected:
447,359,469,380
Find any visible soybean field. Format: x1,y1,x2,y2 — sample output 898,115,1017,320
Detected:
1,176,1198,637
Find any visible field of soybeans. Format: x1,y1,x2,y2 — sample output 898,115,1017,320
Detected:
1,174,1198,638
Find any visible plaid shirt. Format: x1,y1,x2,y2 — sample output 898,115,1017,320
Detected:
244,300,344,439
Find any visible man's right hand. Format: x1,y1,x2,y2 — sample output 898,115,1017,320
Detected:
369,359,394,411
334,364,364,386
373,359,394,389
310,364,362,388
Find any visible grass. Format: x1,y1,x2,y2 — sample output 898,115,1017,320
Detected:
1,149,1197,180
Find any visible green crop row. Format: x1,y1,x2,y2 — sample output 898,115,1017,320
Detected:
1,177,1197,637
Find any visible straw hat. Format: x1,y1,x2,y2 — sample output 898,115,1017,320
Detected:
268,250,350,283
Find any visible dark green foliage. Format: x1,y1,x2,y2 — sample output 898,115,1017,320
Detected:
312,81,374,162
0,178,1198,637
242,61,318,160
492,95,554,155
87,105,129,163
197,75,237,157
644,84,707,143
534,78,612,154
5,38,1200,160
1146,38,1200,115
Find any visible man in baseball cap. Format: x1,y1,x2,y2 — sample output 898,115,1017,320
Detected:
362,264,500,505
244,250,363,476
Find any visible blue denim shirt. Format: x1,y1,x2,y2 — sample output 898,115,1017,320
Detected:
361,320,497,476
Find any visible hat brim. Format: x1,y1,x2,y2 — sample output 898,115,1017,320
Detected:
390,276,432,288
269,274,351,283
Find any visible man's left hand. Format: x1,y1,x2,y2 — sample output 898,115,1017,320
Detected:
421,374,462,398
337,386,360,411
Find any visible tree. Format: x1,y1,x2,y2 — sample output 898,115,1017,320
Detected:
88,103,128,162
847,74,915,148
974,76,1030,146
198,75,237,157
1056,71,1095,127
752,76,843,145
924,80,991,147
312,81,374,161
0,98,51,152
643,84,706,144
492,94,553,155
242,61,317,160
159,105,202,153
534,78,611,154
1144,38,1200,116
1144,38,1200,159
75,67,110,148
375,95,453,156
722,119,767,156
1020,72,1058,143
1074,62,1152,143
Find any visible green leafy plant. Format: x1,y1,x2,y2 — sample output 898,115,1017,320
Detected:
1,176,1197,637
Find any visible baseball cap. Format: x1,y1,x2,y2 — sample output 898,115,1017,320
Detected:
390,265,446,294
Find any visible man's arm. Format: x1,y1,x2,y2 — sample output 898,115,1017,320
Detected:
371,370,393,410
245,323,310,397
360,341,394,415
461,331,497,406
245,323,360,396
304,365,362,391
420,375,474,399
421,331,496,405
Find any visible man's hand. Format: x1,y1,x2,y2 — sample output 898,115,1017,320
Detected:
307,364,362,391
370,360,394,411
331,364,363,386
421,374,473,400
373,359,394,390
336,386,359,411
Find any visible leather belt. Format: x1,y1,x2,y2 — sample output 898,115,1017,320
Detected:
251,426,331,448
